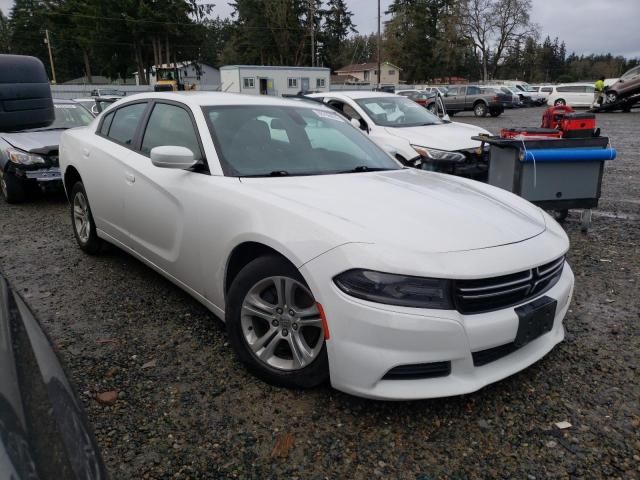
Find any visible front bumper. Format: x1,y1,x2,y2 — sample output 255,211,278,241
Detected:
14,166,62,187
302,252,574,400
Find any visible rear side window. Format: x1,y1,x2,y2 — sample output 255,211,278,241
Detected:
141,103,202,160
542,87,553,93
100,112,114,135
108,103,147,145
467,86,480,95
557,86,585,93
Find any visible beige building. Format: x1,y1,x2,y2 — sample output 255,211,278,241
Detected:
334,62,402,85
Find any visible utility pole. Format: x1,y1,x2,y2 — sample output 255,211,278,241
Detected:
44,29,57,84
377,0,381,89
309,0,315,67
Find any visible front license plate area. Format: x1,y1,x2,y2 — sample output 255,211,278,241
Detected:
514,296,557,348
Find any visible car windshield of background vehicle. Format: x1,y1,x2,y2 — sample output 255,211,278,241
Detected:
354,97,443,127
203,105,401,177
26,103,94,131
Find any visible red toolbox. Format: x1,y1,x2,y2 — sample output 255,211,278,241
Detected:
560,112,597,138
500,127,563,139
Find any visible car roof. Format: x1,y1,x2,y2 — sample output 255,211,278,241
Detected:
113,91,336,110
307,90,398,100
53,98,80,104
555,83,593,87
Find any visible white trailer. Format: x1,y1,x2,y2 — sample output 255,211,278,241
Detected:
220,65,330,96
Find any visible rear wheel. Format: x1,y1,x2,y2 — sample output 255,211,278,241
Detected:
70,181,103,254
0,170,26,204
554,98,566,107
473,102,488,117
226,255,329,389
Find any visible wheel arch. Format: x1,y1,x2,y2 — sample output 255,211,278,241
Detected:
63,166,82,200
224,241,299,296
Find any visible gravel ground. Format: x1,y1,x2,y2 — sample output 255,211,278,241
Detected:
1,107,638,479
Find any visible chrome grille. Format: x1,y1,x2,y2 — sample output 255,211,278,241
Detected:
454,257,565,314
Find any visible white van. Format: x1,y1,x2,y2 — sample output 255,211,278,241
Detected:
546,83,595,107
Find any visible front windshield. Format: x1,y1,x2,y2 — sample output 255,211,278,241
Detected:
48,103,93,129
621,66,640,80
355,96,443,127
203,105,401,177
157,69,176,81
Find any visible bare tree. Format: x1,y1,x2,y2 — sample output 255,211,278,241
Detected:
460,0,537,80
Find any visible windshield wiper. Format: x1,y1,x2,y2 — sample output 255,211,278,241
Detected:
241,170,291,177
27,127,69,132
336,166,396,174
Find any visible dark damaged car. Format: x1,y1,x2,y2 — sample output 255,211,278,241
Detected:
0,99,93,203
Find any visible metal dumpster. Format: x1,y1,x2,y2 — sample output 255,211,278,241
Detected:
472,136,616,231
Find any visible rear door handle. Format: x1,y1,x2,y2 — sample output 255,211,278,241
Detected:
125,173,135,184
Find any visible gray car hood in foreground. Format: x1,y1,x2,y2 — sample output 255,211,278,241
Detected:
1,130,64,153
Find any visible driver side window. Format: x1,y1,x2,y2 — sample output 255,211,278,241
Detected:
141,103,203,160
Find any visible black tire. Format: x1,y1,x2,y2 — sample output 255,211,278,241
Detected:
489,109,501,117
554,99,566,107
226,255,329,389
70,181,103,254
1,170,27,204
473,102,488,117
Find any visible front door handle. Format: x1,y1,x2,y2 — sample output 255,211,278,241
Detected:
125,173,136,184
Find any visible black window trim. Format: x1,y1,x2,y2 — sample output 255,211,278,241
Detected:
137,99,209,173
95,100,151,152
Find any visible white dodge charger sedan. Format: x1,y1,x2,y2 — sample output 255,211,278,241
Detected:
59,92,574,400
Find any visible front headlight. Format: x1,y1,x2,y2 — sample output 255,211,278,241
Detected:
6,148,46,165
334,269,454,309
411,145,466,162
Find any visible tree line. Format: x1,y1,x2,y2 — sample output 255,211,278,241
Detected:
0,0,636,85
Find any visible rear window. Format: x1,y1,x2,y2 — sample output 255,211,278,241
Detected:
108,103,147,145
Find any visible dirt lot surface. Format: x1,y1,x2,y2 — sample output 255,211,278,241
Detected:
1,107,638,479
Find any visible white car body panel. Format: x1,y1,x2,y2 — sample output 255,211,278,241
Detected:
59,91,573,400
307,91,490,160
546,83,595,107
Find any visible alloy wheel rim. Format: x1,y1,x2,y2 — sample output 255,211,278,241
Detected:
73,192,91,243
241,276,324,371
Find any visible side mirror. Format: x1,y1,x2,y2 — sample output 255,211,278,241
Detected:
150,146,197,169
442,114,451,122
350,118,361,129
0,55,54,131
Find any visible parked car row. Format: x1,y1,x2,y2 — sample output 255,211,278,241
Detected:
55,91,573,400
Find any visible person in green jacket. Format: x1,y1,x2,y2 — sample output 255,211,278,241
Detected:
592,76,606,107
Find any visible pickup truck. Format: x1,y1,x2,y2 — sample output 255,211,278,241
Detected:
443,85,505,117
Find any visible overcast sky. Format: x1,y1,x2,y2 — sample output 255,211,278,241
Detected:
2,0,638,58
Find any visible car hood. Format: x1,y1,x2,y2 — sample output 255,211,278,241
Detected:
384,122,490,151
241,169,546,253
1,130,63,153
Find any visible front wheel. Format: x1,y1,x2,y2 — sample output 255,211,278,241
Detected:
226,255,329,389
70,181,103,254
489,109,502,117
554,99,566,107
606,91,617,103
0,170,26,204
473,103,488,117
